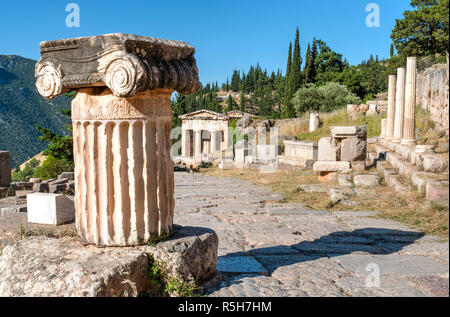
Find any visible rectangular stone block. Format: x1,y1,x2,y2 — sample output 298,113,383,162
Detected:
256,145,281,161
0,151,11,187
27,193,75,225
283,140,318,161
426,181,449,207
58,172,74,180
219,160,234,170
351,161,366,172
33,182,49,193
331,126,367,138
313,161,351,172
0,204,27,216
234,147,251,163
318,137,340,161
340,138,367,162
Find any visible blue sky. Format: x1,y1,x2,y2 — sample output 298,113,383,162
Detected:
0,0,412,85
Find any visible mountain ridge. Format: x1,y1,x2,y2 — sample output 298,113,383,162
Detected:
0,55,71,167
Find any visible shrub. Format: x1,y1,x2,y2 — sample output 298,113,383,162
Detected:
12,159,40,182
33,155,73,180
292,82,361,116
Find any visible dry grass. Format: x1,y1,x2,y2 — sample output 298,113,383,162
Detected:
292,109,383,142
200,167,449,238
277,117,310,137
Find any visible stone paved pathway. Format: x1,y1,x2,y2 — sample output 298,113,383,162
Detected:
174,172,449,297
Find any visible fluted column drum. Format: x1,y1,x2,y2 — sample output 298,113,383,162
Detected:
72,87,174,246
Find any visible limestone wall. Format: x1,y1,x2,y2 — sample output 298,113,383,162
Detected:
416,64,449,136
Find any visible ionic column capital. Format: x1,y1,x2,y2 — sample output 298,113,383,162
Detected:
35,33,201,99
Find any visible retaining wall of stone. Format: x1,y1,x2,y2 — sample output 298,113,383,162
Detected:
416,64,449,136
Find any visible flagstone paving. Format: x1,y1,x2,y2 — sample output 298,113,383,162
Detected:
173,172,449,297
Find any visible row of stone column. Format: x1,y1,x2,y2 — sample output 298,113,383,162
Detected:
384,57,417,146
181,130,222,158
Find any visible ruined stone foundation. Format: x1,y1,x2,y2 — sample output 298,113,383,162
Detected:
72,88,174,246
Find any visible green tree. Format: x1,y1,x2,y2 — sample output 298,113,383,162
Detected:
390,44,395,57
240,91,245,112
391,0,449,61
12,159,39,182
285,42,292,84
292,82,361,115
289,27,303,94
225,95,235,112
35,108,74,169
33,155,73,180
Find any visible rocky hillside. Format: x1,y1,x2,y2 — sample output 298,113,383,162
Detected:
0,55,71,168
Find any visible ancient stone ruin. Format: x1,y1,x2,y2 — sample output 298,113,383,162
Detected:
0,151,11,188
313,126,367,180
370,57,449,207
35,33,202,246
278,140,318,167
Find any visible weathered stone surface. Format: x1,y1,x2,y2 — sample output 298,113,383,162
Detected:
36,33,201,99
217,256,268,275
347,104,359,118
32,182,49,193
29,178,42,184
0,151,11,187
15,190,33,199
283,140,318,161
71,88,176,246
318,137,340,161
58,172,74,181
415,145,435,154
319,171,338,183
0,204,27,217
309,112,320,132
313,161,350,172
426,181,449,206
10,182,33,190
331,126,367,138
353,175,381,187
0,237,150,297
27,193,75,225
329,188,355,204
219,160,234,170
0,225,218,297
338,174,353,187
143,225,218,283
340,138,367,162
416,64,448,136
422,155,449,173
366,104,378,117
350,161,366,172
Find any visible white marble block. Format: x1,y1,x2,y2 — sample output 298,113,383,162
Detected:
27,193,75,225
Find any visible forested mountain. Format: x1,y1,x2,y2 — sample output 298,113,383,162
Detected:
0,55,71,167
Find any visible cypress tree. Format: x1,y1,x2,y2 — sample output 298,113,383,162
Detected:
285,42,292,84
303,43,312,85
240,91,245,112
390,44,394,57
290,26,302,93
226,95,234,112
